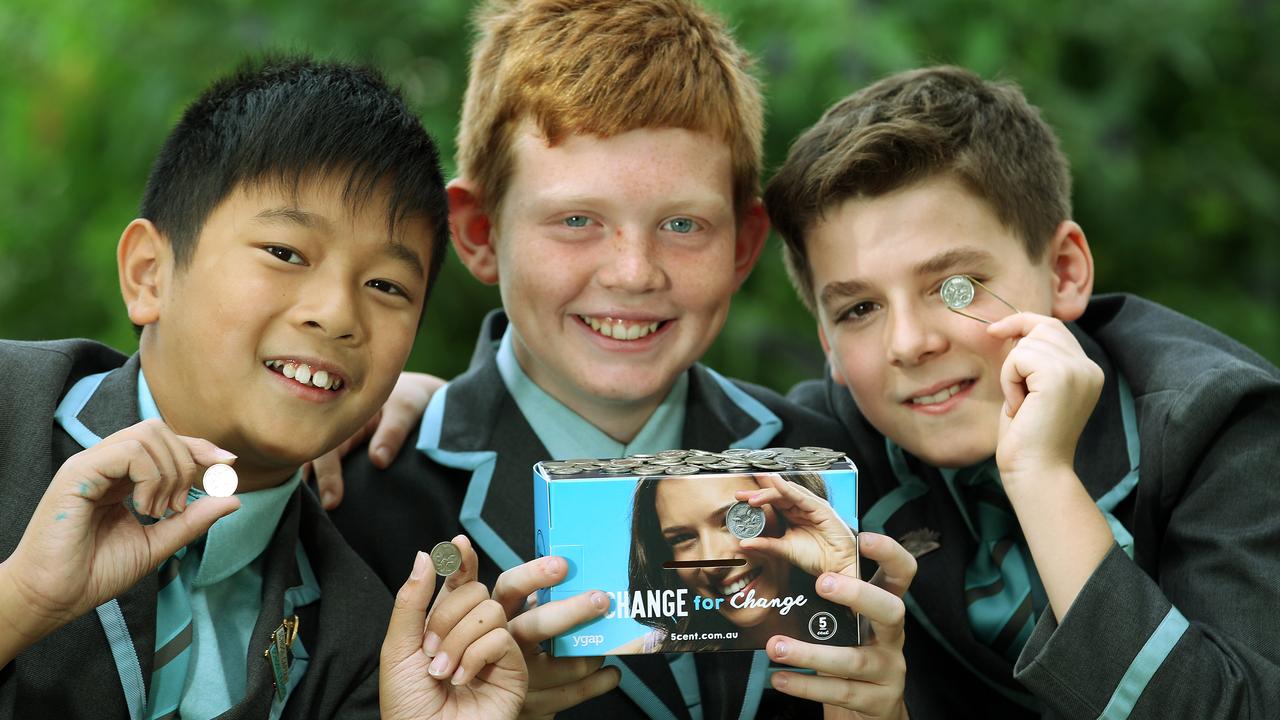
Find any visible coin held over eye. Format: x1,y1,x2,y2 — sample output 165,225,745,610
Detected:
430,541,462,576
940,275,976,310
203,463,238,498
727,500,766,539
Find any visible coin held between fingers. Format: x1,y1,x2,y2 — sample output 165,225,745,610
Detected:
727,501,765,539
203,463,239,498
431,541,462,576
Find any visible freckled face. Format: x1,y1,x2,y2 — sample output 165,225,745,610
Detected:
491,125,751,418
654,474,790,628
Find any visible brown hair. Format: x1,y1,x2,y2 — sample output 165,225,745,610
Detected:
457,0,764,216
764,66,1072,313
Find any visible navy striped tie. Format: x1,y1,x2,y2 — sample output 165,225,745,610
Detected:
961,465,1045,661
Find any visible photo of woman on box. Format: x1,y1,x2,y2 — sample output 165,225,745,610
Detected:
619,471,859,653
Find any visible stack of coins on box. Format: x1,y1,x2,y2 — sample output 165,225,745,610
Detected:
539,446,846,478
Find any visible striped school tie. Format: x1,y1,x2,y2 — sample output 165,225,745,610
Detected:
145,543,196,719
961,464,1045,661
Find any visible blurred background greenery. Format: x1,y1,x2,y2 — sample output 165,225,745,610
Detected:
2,0,1277,392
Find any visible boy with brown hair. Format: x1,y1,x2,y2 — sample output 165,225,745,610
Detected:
330,1,916,719
768,65,1280,718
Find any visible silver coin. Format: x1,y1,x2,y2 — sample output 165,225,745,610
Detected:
940,275,976,309
663,465,701,475
430,541,463,576
202,463,238,497
727,501,766,539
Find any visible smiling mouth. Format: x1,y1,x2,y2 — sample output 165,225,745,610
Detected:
907,379,974,406
717,566,762,597
577,315,666,341
264,360,344,391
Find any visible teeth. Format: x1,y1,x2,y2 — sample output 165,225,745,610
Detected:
263,361,342,391
579,316,662,342
719,567,760,596
911,383,964,405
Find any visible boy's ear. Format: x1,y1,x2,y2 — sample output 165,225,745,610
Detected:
118,219,171,326
447,178,499,285
1046,220,1094,322
731,199,770,289
816,322,848,387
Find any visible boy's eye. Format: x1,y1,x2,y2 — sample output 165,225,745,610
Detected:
366,279,410,299
661,217,700,234
264,245,306,265
562,215,592,228
837,301,881,323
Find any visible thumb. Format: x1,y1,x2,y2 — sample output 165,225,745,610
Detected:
143,496,240,565
382,551,436,665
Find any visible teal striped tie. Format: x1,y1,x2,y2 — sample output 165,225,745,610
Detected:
961,465,1046,661
146,534,200,718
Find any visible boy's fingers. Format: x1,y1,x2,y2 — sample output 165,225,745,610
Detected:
767,636,895,682
492,556,568,618
382,551,437,665
144,496,240,566
815,572,906,646
525,665,620,715
859,532,916,597
369,406,414,469
771,671,891,712
424,582,490,656
526,653,605,690
430,596,507,680
450,626,523,686
508,591,610,648
310,451,345,510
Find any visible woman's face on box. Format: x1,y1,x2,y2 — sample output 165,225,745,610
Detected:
654,474,791,628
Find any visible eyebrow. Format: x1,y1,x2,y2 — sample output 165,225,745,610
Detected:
255,207,424,279
253,207,328,229
818,246,997,310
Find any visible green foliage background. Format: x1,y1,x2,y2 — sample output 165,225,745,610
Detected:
2,0,1278,391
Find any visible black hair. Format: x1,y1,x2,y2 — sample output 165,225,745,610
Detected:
139,54,449,308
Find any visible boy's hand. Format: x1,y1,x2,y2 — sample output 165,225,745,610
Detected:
767,532,914,720
490,558,619,719
987,313,1104,485
381,535,529,720
734,474,859,578
307,371,444,509
0,420,240,662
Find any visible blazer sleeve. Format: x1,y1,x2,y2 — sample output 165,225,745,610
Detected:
1013,367,1280,719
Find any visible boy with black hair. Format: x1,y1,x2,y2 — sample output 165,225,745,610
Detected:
768,65,1280,718
0,56,528,719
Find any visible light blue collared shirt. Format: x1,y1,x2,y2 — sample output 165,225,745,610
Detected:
138,369,304,719
495,328,704,719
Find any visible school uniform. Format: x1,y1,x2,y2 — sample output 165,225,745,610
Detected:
332,309,852,720
0,339,391,720
789,294,1280,719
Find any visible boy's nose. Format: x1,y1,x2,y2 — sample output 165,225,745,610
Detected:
885,305,947,366
300,285,361,342
596,227,666,293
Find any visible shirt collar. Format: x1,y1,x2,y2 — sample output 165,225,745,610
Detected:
138,367,302,587
495,326,688,459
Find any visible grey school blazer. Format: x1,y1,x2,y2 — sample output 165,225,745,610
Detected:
331,309,855,720
0,339,391,720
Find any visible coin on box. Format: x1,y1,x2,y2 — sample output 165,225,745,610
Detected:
202,463,238,497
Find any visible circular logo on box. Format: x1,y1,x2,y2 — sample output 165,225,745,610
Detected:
808,611,837,641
